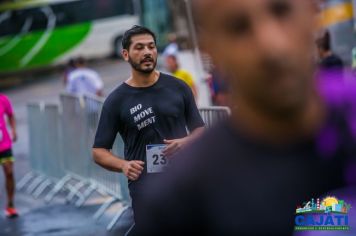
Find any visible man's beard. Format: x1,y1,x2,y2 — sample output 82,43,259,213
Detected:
128,56,157,74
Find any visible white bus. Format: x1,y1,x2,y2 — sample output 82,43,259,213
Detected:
0,0,139,73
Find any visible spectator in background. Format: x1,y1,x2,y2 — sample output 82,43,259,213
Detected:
0,94,18,218
62,58,76,86
66,57,104,97
316,31,344,70
208,68,228,106
165,54,198,99
162,33,179,57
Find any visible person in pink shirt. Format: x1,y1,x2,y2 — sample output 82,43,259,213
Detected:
0,94,18,218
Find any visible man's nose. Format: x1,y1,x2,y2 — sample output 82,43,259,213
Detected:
254,20,291,59
143,46,153,56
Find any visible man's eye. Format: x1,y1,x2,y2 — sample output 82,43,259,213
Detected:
270,0,292,18
225,16,251,36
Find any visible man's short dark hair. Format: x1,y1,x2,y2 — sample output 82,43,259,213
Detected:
316,31,331,51
75,56,86,66
122,25,157,50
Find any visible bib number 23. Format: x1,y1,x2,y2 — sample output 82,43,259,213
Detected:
146,144,169,173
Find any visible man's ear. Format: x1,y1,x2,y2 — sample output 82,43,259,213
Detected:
122,49,129,61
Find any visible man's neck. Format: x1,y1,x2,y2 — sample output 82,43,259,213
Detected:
322,50,333,59
127,70,160,87
230,91,326,145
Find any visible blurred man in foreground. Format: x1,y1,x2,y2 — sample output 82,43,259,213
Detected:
136,0,356,235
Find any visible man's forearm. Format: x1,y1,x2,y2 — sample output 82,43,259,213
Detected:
186,127,205,143
92,148,126,172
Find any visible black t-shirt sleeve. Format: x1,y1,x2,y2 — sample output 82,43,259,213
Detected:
182,83,205,131
93,104,120,149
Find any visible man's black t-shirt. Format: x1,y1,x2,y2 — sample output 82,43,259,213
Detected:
93,73,204,190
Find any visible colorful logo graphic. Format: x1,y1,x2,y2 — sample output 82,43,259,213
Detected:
295,196,351,231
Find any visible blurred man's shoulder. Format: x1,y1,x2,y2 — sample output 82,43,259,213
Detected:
173,121,236,168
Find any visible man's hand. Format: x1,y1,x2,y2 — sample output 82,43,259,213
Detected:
122,160,145,181
163,138,188,157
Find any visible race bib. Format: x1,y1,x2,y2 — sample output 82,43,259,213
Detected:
146,144,169,173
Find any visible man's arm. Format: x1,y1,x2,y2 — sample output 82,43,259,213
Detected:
163,127,204,157
8,115,17,142
191,83,198,100
92,148,144,181
96,90,104,97
92,72,104,97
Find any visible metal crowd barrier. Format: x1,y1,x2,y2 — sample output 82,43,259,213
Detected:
17,103,65,199
19,92,231,232
199,106,231,127
46,94,92,205
18,93,131,231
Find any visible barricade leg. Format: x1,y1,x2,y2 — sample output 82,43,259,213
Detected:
33,179,53,198
75,182,98,207
17,172,36,191
45,174,72,203
65,180,86,203
124,223,135,236
93,197,118,220
26,175,46,195
107,205,130,231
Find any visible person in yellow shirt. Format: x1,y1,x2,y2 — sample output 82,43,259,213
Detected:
165,55,198,99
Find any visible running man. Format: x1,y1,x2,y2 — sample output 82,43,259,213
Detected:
0,94,18,218
92,25,204,234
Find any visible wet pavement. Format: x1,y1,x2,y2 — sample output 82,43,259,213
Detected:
0,59,134,236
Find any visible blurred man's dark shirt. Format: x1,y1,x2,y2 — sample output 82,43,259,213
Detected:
320,54,344,70
135,74,356,236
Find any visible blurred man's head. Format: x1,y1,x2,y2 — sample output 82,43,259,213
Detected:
122,25,158,74
194,0,317,119
75,57,86,68
167,33,177,43
165,55,179,73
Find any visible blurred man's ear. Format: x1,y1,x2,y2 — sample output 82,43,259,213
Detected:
122,49,129,62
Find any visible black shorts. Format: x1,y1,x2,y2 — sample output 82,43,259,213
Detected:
0,149,14,164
